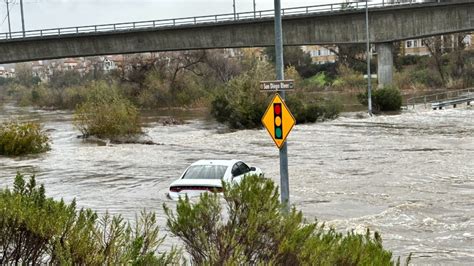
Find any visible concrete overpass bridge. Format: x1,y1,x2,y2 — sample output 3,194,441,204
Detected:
0,0,473,86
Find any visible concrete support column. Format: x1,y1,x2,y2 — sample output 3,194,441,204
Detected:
376,42,393,88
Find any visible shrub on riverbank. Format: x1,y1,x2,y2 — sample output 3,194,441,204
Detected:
332,65,367,90
210,60,273,129
211,62,342,129
358,85,402,112
0,173,180,264
0,121,50,156
73,82,142,139
164,175,398,265
287,93,342,124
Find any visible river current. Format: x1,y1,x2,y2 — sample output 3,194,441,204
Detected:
0,103,472,264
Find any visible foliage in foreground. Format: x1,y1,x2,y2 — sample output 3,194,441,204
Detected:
0,121,50,156
73,81,142,139
164,175,399,265
358,85,403,112
0,173,180,265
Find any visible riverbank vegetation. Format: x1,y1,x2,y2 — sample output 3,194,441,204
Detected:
357,85,403,112
165,175,401,264
0,173,180,264
0,33,472,126
73,81,142,140
0,121,50,156
1,173,407,264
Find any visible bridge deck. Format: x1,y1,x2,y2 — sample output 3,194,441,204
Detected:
0,0,453,42
0,0,472,64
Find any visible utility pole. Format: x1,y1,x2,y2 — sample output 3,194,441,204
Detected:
6,0,12,38
20,0,26,37
253,0,256,18
274,0,289,212
233,0,236,20
365,0,373,115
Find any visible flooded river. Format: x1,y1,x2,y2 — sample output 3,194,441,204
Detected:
0,102,472,264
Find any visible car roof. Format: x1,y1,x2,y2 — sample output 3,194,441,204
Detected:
190,159,240,167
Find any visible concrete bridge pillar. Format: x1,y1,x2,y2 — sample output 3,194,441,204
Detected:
376,42,394,88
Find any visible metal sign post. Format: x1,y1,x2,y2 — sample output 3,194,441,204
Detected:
365,0,373,115
273,0,290,212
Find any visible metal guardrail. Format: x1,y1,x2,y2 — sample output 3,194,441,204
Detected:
406,88,474,108
0,0,441,41
431,96,474,109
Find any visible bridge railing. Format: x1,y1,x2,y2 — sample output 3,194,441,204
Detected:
1,0,439,41
406,88,474,108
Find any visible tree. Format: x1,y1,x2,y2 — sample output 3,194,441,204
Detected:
448,33,469,80
264,46,312,70
422,36,446,84
14,63,40,87
203,50,242,83
48,70,84,89
325,44,369,73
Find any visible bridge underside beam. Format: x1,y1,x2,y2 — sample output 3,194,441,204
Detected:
0,2,473,63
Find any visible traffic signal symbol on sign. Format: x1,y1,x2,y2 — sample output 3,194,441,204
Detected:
274,103,282,139
261,93,296,149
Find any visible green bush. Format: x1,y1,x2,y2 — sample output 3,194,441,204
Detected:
287,94,342,124
358,85,402,112
0,121,50,156
210,60,273,129
399,55,427,66
210,61,341,129
73,81,142,139
306,72,329,88
164,175,401,265
0,173,181,264
409,68,443,88
332,65,367,90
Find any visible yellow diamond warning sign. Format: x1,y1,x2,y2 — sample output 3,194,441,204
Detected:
261,93,296,149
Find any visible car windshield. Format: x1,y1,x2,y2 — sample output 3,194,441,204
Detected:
182,165,227,180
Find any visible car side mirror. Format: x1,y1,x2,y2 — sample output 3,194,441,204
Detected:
250,167,256,171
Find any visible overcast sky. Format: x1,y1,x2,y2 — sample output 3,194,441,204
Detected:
0,0,347,32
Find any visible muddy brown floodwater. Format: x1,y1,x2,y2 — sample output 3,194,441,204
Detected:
0,102,472,264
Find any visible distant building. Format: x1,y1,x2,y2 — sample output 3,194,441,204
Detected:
100,57,118,73
403,39,430,56
0,66,7,78
0,66,15,78
302,45,337,64
31,61,50,82
402,32,473,56
63,58,79,70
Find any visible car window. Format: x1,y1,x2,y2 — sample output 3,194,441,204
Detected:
182,165,227,180
231,163,242,177
238,162,251,175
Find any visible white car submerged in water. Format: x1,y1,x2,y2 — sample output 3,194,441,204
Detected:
167,160,263,200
